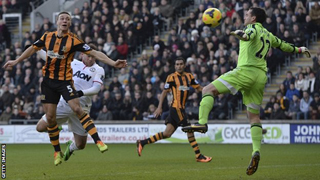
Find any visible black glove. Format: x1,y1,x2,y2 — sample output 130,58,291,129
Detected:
76,90,84,97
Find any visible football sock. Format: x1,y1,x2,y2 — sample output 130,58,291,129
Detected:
187,134,201,158
79,113,101,144
47,124,61,152
140,132,164,147
69,141,79,152
251,123,263,155
199,94,214,124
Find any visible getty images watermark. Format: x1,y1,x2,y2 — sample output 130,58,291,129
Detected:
1,144,5,179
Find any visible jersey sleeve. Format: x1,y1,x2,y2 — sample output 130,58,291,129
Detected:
37,49,47,61
71,34,92,54
189,73,200,89
164,74,174,90
269,33,298,53
93,66,105,85
244,24,257,41
32,32,47,50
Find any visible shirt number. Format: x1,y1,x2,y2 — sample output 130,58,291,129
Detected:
255,37,270,60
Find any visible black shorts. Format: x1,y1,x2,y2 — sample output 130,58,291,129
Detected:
41,77,78,104
165,107,191,129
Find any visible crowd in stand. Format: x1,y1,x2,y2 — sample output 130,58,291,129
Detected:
1,0,320,123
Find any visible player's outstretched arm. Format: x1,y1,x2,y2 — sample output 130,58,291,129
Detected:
3,46,37,69
89,49,127,68
230,30,249,41
271,35,311,58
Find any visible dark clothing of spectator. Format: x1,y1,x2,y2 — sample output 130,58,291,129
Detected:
0,22,11,48
211,95,228,120
90,98,102,120
283,78,295,91
97,111,113,120
270,108,287,119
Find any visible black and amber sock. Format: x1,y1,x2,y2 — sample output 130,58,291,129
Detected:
47,124,61,152
188,134,201,158
141,132,164,146
79,113,101,144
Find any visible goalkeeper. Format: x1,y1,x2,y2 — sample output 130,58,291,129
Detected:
182,7,311,175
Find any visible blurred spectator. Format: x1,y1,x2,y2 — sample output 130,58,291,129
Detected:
285,83,300,101
21,31,31,49
0,19,11,48
158,0,174,30
211,94,228,120
0,85,13,108
294,66,304,80
175,18,187,35
143,104,158,120
120,91,133,120
276,92,289,113
303,15,317,42
32,105,44,119
152,35,165,55
203,0,215,9
116,36,128,59
149,50,162,68
96,105,113,120
109,91,124,120
132,91,145,119
11,107,24,120
310,93,320,113
185,100,199,120
310,93,320,120
261,95,276,119
283,71,295,90
310,2,320,30
295,73,309,92
40,17,53,33
90,94,102,120
118,68,129,86
152,7,164,33
286,94,300,120
270,102,287,119
0,106,11,123
144,91,159,111
291,24,305,47
307,72,319,96
264,16,276,35
297,91,313,120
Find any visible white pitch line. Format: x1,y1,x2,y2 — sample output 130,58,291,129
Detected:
27,163,320,180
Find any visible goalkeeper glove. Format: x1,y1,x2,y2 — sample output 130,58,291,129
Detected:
230,30,248,41
298,47,311,58
76,90,84,97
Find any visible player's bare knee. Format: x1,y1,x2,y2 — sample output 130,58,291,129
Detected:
36,125,44,132
46,116,56,127
162,131,172,138
77,143,86,150
71,106,83,116
203,84,219,96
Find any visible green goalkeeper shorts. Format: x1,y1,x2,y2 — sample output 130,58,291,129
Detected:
212,67,267,113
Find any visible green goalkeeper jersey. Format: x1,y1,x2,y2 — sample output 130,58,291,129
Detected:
238,22,299,72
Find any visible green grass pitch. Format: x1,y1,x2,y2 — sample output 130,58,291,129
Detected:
6,143,320,180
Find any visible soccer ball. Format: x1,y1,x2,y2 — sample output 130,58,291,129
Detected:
202,8,222,28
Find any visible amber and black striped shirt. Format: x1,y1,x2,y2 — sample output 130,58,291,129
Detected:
164,71,200,109
32,31,92,81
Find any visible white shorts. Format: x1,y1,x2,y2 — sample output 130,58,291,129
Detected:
42,102,90,136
